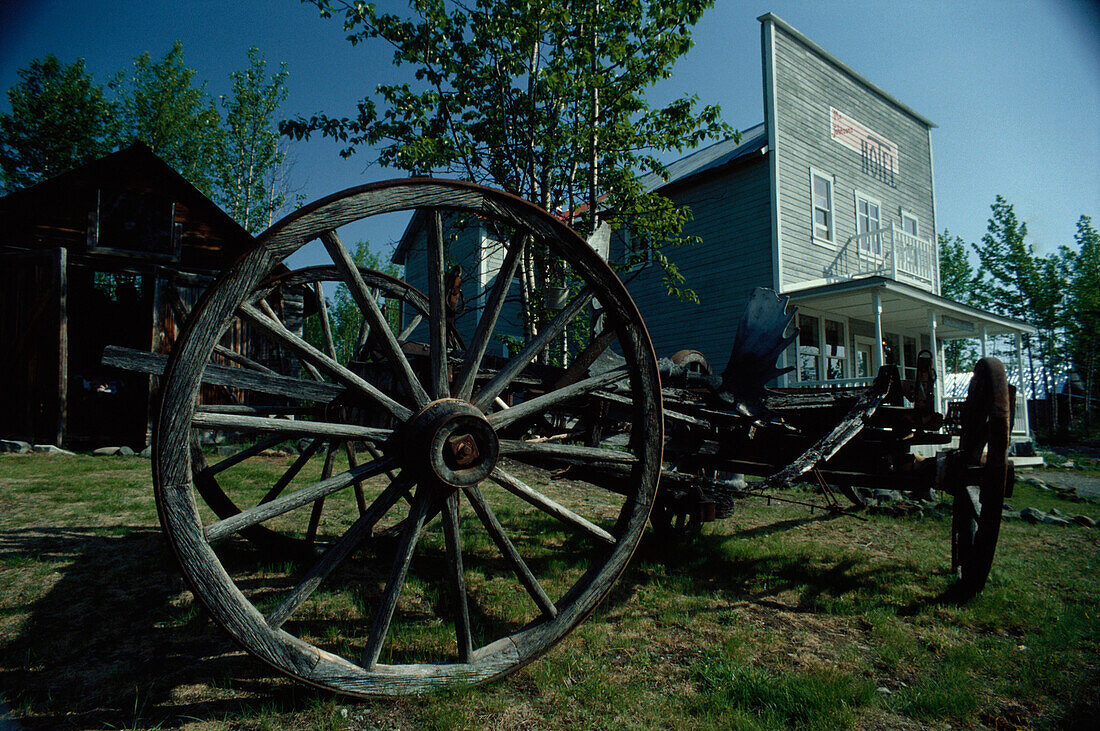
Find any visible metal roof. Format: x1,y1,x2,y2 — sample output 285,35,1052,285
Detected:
638,122,768,192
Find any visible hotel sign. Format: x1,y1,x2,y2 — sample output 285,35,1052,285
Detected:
830,107,898,187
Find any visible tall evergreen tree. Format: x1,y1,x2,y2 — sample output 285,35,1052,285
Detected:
0,56,116,192
1064,215,1100,427
971,195,1065,398
113,41,222,196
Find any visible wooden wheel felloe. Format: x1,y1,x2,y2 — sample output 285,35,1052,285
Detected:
154,179,663,696
949,357,1012,600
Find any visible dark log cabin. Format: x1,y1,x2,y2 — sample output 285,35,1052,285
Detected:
0,143,299,449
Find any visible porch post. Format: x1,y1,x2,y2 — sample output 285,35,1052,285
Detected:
980,326,988,358
889,225,899,281
1016,332,1030,436
928,310,941,413
872,289,884,369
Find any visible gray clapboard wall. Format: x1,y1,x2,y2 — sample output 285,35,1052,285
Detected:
398,213,524,354
763,13,936,291
615,156,773,369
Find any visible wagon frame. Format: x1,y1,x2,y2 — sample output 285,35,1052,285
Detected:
106,179,1012,696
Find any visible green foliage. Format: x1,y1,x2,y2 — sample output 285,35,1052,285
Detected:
0,56,116,192
1063,215,1100,426
1,43,295,232
285,0,733,304
302,241,402,363
690,649,875,729
937,230,978,372
112,41,223,196
216,47,292,233
970,196,1067,397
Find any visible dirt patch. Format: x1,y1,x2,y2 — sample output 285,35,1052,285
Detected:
1027,469,1100,499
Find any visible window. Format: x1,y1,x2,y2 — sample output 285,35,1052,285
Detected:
810,170,834,243
900,211,918,237
883,333,900,367
797,314,848,382
855,192,882,254
825,319,846,379
903,335,917,380
854,337,875,378
798,314,820,381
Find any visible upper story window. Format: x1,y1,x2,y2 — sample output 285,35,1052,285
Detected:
855,192,882,254
810,169,834,244
900,210,918,237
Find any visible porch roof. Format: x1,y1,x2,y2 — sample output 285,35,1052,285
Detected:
784,276,1036,340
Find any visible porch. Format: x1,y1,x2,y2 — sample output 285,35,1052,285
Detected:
782,276,1036,438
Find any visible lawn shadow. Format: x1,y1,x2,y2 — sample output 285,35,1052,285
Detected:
0,526,352,729
612,511,948,616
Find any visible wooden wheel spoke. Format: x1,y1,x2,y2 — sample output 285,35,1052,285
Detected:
238,300,413,421
169,285,277,375
192,412,391,442
101,345,344,403
398,314,423,342
213,343,277,374
454,232,526,400
260,437,324,505
441,491,473,662
353,289,378,356
204,454,398,543
305,443,339,544
201,434,287,477
344,442,368,515
426,210,450,399
362,485,431,669
320,229,430,408
473,287,595,410
463,485,557,618
489,467,615,544
487,368,629,431
266,472,414,630
499,439,638,467
313,281,338,360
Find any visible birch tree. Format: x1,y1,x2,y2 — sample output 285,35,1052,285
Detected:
283,0,732,308
217,47,292,233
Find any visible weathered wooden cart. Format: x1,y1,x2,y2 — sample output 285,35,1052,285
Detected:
109,179,1012,696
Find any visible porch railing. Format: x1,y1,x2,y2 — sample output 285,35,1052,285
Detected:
825,225,938,293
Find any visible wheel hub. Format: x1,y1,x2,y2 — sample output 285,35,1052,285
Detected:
404,399,499,490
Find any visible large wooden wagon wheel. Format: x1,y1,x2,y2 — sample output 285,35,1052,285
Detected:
154,179,663,696
949,356,1012,600
189,265,442,558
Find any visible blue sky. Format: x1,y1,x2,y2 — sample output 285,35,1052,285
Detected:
2,0,1097,265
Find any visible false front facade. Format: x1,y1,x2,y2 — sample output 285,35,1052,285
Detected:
619,13,1033,433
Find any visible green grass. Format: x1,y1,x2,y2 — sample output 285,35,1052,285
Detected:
0,452,1097,729
689,648,876,730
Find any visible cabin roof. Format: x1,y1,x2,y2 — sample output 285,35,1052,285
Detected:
0,142,255,259
637,123,769,194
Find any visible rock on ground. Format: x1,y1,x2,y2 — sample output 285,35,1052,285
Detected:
32,444,75,456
